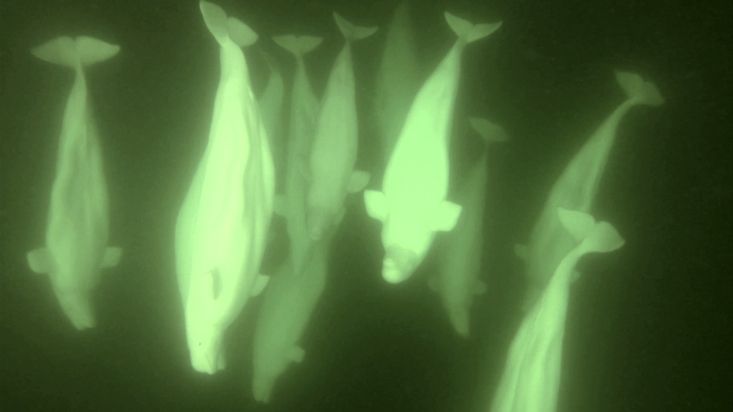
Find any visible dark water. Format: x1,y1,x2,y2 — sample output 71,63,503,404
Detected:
0,0,730,411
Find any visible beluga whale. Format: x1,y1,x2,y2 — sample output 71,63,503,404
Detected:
432,118,507,337
374,0,421,166
364,12,502,284
26,35,123,330
251,232,334,403
490,208,625,412
272,33,323,275
257,50,285,178
305,13,376,241
174,1,275,374
516,71,663,308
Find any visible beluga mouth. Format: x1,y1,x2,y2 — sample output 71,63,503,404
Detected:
382,246,418,284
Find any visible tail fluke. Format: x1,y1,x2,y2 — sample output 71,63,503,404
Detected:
557,208,625,253
200,1,257,47
615,71,665,106
273,35,323,57
31,36,119,68
200,1,229,40
469,117,509,143
228,18,258,47
444,12,502,44
333,12,378,42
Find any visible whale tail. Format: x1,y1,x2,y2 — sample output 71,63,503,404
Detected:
557,208,625,254
444,12,502,44
200,1,258,47
273,35,323,57
469,117,509,144
333,12,378,42
31,36,119,68
615,71,665,106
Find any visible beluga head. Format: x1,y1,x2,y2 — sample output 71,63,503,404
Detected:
252,345,305,403
186,316,226,374
380,218,433,284
382,245,420,283
364,190,463,284
185,268,226,374
252,367,277,403
306,205,343,241
55,289,96,330
306,207,332,241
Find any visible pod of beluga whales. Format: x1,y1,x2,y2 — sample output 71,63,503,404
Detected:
24,1,663,410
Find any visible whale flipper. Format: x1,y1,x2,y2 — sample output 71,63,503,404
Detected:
364,190,458,229
27,248,56,274
347,170,371,193
364,190,388,222
431,201,462,231
469,117,510,143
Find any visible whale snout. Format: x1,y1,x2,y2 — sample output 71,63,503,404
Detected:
252,372,275,403
448,307,471,337
307,207,340,241
58,294,96,330
307,210,329,240
382,247,418,284
190,339,226,374
308,225,324,241
187,323,226,374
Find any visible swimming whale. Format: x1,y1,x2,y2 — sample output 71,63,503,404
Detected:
272,34,323,276
305,13,376,241
26,35,122,330
431,118,507,336
516,71,663,308
175,1,274,374
364,12,502,283
257,50,285,180
374,0,421,165
251,233,333,403
491,208,624,412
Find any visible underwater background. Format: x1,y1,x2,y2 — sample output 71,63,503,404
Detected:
0,0,730,411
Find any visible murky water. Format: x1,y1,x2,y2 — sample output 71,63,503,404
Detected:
0,1,730,411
